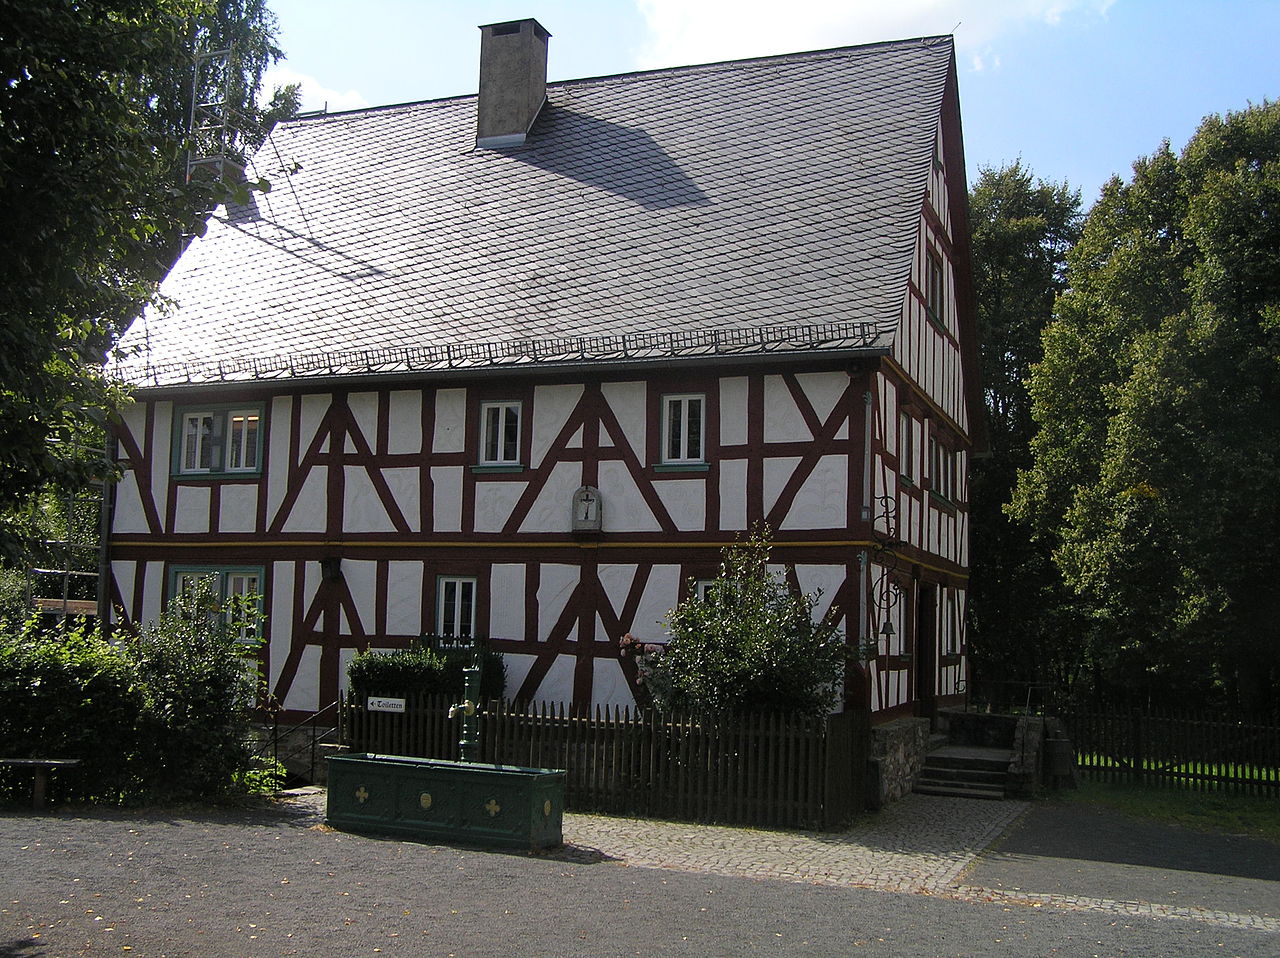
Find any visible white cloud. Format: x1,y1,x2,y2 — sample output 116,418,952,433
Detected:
634,0,1114,71
262,64,369,114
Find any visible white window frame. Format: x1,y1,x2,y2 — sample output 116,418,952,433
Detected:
929,435,956,501
479,401,522,466
176,405,263,476
898,411,914,482
926,250,945,327
661,394,705,465
437,576,477,638
172,566,264,643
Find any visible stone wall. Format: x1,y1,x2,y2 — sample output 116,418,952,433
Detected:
868,717,931,808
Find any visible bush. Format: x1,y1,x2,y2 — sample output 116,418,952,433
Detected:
130,577,263,801
0,576,266,805
639,528,846,717
348,642,506,699
0,620,145,802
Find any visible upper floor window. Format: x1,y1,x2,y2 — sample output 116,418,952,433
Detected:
898,411,915,483
925,250,945,328
175,405,263,477
437,576,477,638
929,434,957,502
479,401,521,466
662,394,705,465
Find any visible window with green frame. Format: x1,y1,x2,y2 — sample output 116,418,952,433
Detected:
170,565,265,642
172,404,265,477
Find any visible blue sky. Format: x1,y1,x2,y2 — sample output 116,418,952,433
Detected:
263,0,1277,206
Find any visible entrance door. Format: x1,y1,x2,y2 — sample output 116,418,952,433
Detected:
915,584,937,723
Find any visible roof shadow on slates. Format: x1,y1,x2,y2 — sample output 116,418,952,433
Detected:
512,106,711,211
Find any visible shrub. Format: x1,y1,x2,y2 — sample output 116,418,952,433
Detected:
0,619,145,802
348,642,505,699
130,577,263,801
639,527,846,717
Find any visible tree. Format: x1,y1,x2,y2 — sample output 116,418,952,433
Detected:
635,528,846,717
0,0,292,561
965,163,1083,694
1011,102,1280,709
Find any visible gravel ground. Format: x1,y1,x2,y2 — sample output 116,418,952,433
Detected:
1,791,1276,958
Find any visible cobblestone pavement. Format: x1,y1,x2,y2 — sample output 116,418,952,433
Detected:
546,795,1280,934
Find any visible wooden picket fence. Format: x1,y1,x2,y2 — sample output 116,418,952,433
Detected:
1061,707,1280,796
341,693,869,828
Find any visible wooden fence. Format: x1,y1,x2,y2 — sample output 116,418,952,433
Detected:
1061,707,1280,796
341,694,870,829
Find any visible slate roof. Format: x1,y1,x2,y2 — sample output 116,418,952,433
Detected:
115,35,956,387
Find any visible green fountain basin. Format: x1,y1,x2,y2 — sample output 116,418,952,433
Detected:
325,753,566,850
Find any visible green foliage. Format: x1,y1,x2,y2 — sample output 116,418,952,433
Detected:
965,163,1084,690
0,577,267,805
640,529,846,717
0,620,146,802
1012,101,1280,709
347,643,506,700
130,576,263,800
0,0,293,560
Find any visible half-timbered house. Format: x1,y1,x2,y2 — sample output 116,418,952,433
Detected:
107,21,982,722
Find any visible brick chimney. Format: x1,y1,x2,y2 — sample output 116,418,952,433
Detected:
476,19,551,149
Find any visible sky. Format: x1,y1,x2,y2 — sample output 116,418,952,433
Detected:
262,0,1278,206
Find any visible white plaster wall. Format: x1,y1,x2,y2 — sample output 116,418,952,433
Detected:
113,473,148,534
385,560,423,635
341,559,378,636
150,402,172,521
284,645,322,711
431,466,463,532
632,563,682,640
344,466,397,534
218,483,258,533
474,480,527,534
519,461,581,534
174,485,210,534
433,388,467,454
347,392,378,452
601,381,645,461
598,459,661,533
537,564,580,641
489,564,525,640
534,654,576,706
780,455,847,531
796,371,847,425
386,391,423,455
299,394,330,453
719,376,749,446
764,375,810,443
597,564,637,622
381,467,420,533
593,658,637,711
266,396,293,521
652,479,705,532
531,384,583,467
281,468,327,533
762,456,801,516
719,459,748,530
269,561,295,694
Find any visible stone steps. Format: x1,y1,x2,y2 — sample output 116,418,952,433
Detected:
914,745,1012,800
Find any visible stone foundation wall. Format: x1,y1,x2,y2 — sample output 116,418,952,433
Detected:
868,717,931,807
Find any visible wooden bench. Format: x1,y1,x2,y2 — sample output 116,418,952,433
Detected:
0,759,81,811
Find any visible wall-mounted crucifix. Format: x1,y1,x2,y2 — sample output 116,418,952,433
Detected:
572,485,603,532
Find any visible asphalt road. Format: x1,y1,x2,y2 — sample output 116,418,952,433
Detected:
2,796,1276,958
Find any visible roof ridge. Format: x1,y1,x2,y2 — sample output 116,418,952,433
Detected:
283,33,953,126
